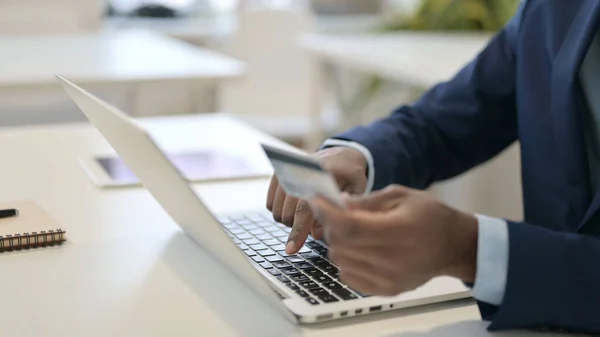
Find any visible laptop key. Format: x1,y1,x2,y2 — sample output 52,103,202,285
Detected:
290,274,310,283
322,265,339,275
295,290,310,298
241,224,258,231
295,262,313,270
247,215,264,222
263,225,281,232
323,282,342,290
280,267,301,276
257,249,276,257
305,298,319,305
250,243,268,251
314,247,328,256
304,268,323,277
237,233,253,240
320,295,339,303
268,268,281,276
277,237,288,244
222,223,236,229
256,233,273,241
276,275,290,283
272,261,291,269
299,281,320,290
308,257,327,266
229,228,245,235
238,233,260,245
271,244,287,252
266,254,283,262
259,262,272,269
349,289,371,297
332,288,359,300
286,283,300,291
232,238,242,245
255,221,272,228
314,275,332,283
306,241,323,249
297,247,312,254
271,230,288,238
249,228,266,236
251,256,265,263
264,239,280,246
286,256,304,264
244,249,256,257
309,288,329,297
300,252,320,259
237,243,249,250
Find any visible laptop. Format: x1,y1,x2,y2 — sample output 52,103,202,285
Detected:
56,75,471,324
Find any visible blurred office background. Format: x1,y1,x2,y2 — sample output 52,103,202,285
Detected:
0,0,523,220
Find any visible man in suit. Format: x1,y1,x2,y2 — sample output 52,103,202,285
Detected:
266,0,600,333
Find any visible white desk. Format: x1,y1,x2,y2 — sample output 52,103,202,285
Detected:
0,29,244,89
103,15,236,46
301,32,491,88
0,114,554,336
0,29,245,122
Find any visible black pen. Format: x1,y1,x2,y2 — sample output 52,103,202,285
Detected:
0,209,18,219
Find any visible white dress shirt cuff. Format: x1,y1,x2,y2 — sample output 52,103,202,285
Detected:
472,214,509,306
320,139,375,194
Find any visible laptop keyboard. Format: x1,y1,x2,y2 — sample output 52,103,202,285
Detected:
218,212,368,305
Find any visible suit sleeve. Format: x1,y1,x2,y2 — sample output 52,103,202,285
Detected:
478,221,600,333
331,4,526,191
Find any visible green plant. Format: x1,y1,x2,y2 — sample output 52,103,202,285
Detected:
382,0,520,32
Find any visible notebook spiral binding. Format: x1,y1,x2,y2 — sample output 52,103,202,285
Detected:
0,229,67,252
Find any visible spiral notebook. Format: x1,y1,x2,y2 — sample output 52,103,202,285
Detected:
0,201,66,253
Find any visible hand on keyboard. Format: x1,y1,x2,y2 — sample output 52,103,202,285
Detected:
265,146,368,254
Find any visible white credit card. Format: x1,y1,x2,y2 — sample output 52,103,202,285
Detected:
261,144,344,207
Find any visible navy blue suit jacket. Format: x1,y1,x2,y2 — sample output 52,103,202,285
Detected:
334,0,600,333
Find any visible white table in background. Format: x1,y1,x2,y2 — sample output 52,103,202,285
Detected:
0,29,244,89
301,32,491,89
301,31,523,222
0,30,245,121
103,14,384,46
0,114,556,337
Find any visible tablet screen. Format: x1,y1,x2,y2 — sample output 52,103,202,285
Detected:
96,150,264,184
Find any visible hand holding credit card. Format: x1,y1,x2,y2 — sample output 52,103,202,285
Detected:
261,144,345,208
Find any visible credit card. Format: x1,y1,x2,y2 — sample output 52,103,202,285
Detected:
261,144,344,207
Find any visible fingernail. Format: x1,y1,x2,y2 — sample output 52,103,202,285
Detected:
285,241,295,254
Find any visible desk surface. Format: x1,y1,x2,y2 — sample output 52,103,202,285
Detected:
0,115,555,337
0,30,245,88
301,32,492,87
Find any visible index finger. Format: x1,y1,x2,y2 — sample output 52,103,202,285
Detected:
266,175,279,211
285,200,315,254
